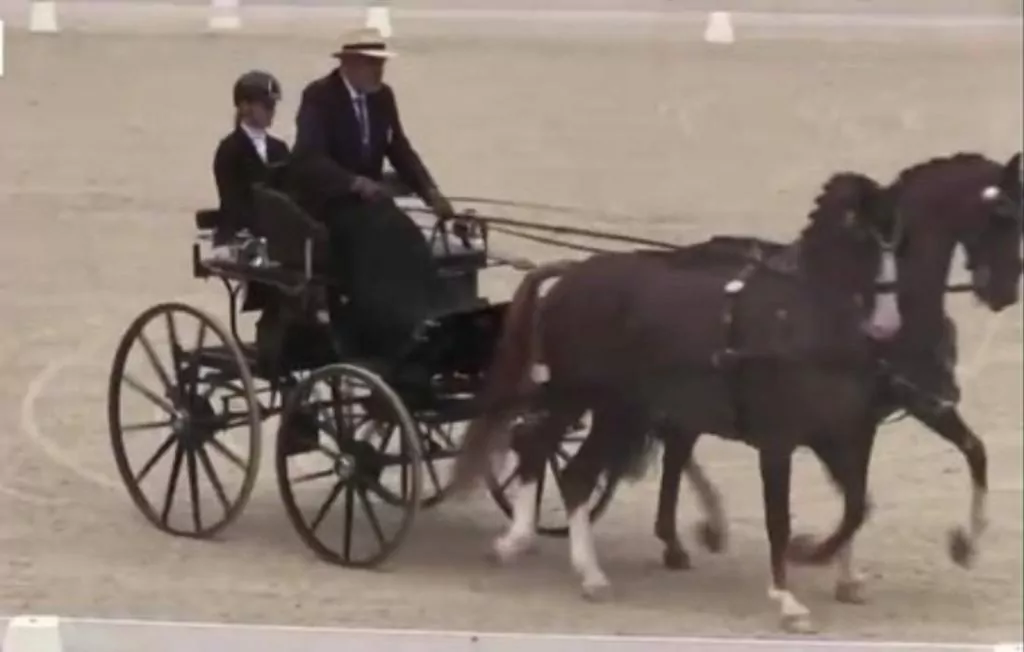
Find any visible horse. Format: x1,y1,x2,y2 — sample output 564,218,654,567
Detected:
451,171,904,633
647,150,1024,609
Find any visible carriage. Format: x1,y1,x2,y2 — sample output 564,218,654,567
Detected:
104,181,619,568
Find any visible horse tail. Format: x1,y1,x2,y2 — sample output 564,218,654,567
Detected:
450,260,575,494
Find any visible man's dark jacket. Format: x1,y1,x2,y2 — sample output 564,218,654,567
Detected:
288,71,443,358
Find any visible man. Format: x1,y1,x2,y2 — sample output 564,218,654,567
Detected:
289,28,456,359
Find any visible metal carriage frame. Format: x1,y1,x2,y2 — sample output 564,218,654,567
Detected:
105,187,618,569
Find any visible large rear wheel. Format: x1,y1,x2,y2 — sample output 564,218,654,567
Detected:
107,302,261,538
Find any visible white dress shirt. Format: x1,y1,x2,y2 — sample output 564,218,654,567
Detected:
342,75,371,150
240,122,268,163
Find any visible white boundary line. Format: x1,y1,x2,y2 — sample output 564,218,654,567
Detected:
0,616,1008,651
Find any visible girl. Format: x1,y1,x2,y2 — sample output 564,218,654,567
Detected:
212,69,290,233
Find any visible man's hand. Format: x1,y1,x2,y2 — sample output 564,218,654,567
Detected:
427,188,457,222
350,175,386,200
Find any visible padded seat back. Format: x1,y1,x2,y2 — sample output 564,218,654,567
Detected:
251,185,329,271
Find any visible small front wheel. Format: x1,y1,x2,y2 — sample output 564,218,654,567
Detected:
276,363,422,568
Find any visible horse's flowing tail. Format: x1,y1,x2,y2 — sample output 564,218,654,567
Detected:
449,260,575,494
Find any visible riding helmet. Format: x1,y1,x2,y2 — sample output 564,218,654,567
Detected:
232,70,282,107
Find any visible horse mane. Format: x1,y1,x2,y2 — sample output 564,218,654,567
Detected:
889,151,992,191
803,171,883,232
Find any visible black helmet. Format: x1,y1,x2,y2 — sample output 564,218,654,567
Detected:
233,70,282,107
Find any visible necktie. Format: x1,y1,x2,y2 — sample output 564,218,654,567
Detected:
354,94,370,153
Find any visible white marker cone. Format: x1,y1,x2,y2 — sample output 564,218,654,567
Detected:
2,615,64,652
704,11,734,44
208,0,241,31
29,1,59,34
365,5,392,38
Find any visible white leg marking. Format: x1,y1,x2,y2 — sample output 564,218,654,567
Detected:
767,585,810,618
568,506,611,599
530,363,549,383
834,542,868,604
493,479,537,563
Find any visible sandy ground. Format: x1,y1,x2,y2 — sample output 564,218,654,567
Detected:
0,22,1022,646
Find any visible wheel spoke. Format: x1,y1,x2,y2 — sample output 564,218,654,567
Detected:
185,322,209,398
364,478,404,506
356,486,386,548
122,419,173,433
160,443,186,525
207,437,246,470
342,483,355,562
196,446,231,513
134,434,177,484
292,468,336,485
186,448,202,532
137,332,175,401
124,373,176,415
309,480,345,533
164,310,182,382
534,460,547,517
424,456,445,496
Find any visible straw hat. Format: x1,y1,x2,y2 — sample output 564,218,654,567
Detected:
331,28,397,59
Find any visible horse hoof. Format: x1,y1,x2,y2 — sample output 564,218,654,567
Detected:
489,536,528,565
581,581,613,603
835,579,867,605
780,613,817,634
947,527,976,568
663,547,692,571
786,533,827,566
695,521,727,554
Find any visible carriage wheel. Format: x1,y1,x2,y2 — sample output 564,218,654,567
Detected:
487,419,617,538
417,420,466,508
107,302,262,539
275,363,423,568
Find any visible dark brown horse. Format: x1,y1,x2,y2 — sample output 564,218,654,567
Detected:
648,150,1024,608
451,172,904,632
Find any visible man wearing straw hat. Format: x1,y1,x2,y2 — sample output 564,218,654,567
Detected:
289,27,457,359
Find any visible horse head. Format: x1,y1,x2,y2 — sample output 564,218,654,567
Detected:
801,171,902,341
892,152,1023,313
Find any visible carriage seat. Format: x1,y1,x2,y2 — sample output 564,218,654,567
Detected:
250,185,330,274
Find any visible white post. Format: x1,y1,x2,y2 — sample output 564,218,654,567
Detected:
208,0,242,31
703,11,735,44
1,615,64,652
365,0,393,38
29,1,59,34
0,19,5,78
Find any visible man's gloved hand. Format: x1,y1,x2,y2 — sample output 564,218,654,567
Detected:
350,175,386,200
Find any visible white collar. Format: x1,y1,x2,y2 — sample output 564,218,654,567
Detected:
239,122,266,142
341,73,364,100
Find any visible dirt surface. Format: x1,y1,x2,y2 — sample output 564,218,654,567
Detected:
0,25,1021,646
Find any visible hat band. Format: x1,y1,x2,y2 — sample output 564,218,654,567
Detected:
341,42,387,54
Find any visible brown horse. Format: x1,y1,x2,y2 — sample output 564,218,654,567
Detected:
451,172,904,632
648,150,1024,606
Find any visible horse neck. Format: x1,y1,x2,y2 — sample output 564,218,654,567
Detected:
897,231,957,353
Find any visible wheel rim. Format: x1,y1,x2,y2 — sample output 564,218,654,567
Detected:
488,423,616,538
107,303,261,539
276,364,422,568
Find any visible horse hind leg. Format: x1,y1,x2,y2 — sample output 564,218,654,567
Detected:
561,403,645,601
491,405,583,564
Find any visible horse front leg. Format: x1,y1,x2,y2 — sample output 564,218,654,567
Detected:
910,405,988,567
654,429,694,570
653,429,727,569
759,447,815,633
